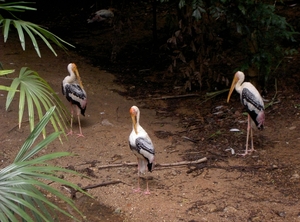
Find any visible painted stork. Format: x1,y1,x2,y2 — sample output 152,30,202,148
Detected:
227,71,265,156
62,63,87,137
129,106,155,194
87,8,114,23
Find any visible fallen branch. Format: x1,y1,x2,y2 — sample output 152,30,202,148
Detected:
97,157,207,170
155,157,207,167
152,94,200,100
181,136,199,143
98,162,137,169
62,181,125,198
81,181,124,190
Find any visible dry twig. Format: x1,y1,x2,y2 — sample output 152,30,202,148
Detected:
63,181,125,198
152,94,200,100
97,157,207,170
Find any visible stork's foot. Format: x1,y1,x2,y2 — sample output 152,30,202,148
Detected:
144,190,151,195
238,152,250,157
66,130,73,136
133,187,141,193
238,149,256,157
76,133,85,138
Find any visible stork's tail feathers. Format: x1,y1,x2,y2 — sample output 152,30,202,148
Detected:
249,110,265,130
147,162,154,172
81,107,86,116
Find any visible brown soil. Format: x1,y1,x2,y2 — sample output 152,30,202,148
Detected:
1,4,300,222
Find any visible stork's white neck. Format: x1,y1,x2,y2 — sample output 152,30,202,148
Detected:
64,67,76,84
234,71,245,94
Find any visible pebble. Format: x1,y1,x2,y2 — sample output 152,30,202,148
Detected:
203,203,217,212
223,206,237,214
291,173,299,180
101,119,114,126
114,207,122,214
276,211,286,217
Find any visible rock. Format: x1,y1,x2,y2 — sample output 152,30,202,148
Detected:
223,206,237,214
101,119,114,126
114,207,122,214
203,203,217,212
276,211,286,217
291,173,300,180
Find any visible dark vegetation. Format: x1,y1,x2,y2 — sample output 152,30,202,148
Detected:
21,0,300,97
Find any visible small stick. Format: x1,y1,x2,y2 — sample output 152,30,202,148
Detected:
152,94,200,100
81,180,124,190
62,181,125,198
97,157,207,170
182,136,199,143
155,157,207,167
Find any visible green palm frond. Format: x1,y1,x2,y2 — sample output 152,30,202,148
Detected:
0,69,17,91
0,2,74,57
0,1,36,13
1,19,74,57
0,69,14,75
0,107,86,222
5,67,69,139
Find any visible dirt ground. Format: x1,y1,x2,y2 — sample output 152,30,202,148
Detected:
1,8,300,222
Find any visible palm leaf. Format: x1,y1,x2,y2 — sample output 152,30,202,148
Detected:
0,69,17,91
0,1,36,12
0,1,74,57
5,67,69,139
0,107,87,221
2,19,74,57
0,69,15,75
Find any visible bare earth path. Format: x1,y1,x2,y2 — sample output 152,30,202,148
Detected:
1,35,300,222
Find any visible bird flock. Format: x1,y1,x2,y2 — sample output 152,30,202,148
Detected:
62,63,265,193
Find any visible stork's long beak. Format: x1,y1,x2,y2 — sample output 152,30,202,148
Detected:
73,67,84,89
227,75,239,103
130,108,138,134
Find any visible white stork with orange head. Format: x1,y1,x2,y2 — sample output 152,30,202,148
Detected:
62,63,87,137
129,106,155,194
227,71,265,156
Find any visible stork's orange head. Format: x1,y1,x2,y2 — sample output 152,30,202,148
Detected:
130,106,139,134
69,63,84,89
227,71,244,103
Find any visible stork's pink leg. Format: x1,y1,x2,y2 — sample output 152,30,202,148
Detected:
77,114,84,137
144,179,151,195
67,103,74,136
249,126,256,153
239,114,251,156
76,106,84,137
133,161,141,193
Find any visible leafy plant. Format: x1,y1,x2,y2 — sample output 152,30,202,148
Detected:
0,106,86,222
163,0,298,91
215,0,298,88
2,67,69,140
0,69,15,91
0,1,74,57
0,1,72,137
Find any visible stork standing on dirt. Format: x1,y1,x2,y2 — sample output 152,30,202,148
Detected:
227,71,265,156
62,63,87,137
129,106,155,194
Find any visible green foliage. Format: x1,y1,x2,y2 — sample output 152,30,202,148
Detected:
0,1,71,138
0,1,74,57
163,0,298,91
0,107,85,222
215,0,298,85
4,67,69,139
0,69,15,91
